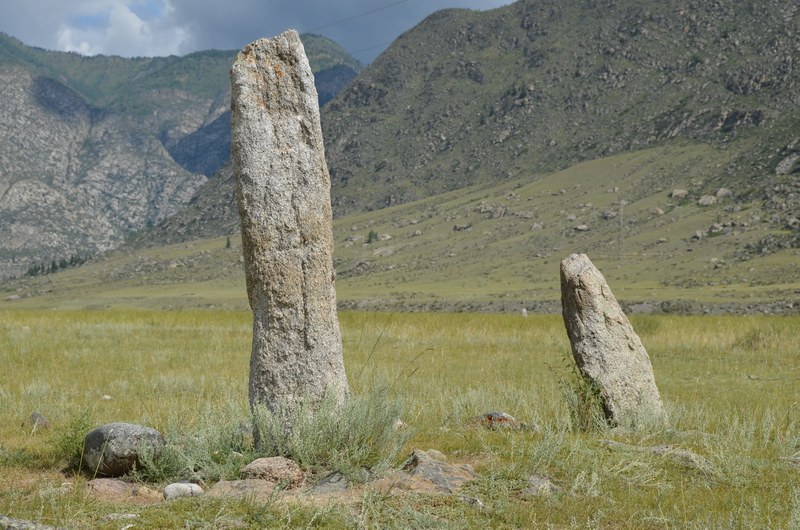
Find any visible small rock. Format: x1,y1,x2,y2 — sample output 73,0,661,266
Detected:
522,474,561,497
28,412,51,431
574,224,590,231
671,189,689,199
458,495,485,509
531,222,544,231
82,423,165,477
412,230,422,237
85,478,162,505
5,294,21,302
101,395,113,401
715,188,733,198
240,457,303,488
207,479,276,501
163,482,204,500
307,471,349,495
654,207,665,215
392,418,407,430
697,195,717,206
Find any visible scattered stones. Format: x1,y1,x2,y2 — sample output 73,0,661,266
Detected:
521,474,561,497
469,411,536,431
230,30,349,435
671,189,689,199
85,478,162,505
601,440,716,474
27,412,51,431
0,515,55,530
240,457,304,488
163,482,204,500
207,479,276,501
82,423,165,477
307,471,349,495
560,254,665,428
697,195,717,206
391,449,476,494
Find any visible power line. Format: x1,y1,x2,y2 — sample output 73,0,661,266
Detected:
350,40,395,55
306,0,413,32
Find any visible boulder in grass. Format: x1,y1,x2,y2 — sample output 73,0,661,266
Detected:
240,457,304,488
82,423,165,477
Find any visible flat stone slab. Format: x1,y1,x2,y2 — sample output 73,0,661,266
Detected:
375,450,476,494
85,478,162,505
601,440,717,475
0,515,56,530
207,479,276,502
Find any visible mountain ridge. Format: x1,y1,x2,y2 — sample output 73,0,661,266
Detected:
0,31,360,279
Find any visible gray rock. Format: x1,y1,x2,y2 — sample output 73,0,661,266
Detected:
715,187,733,198
163,482,204,500
27,411,51,431
307,471,349,495
522,474,561,497
230,30,349,436
697,195,717,206
394,449,477,494
560,254,665,428
82,423,164,477
671,189,689,199
240,457,303,488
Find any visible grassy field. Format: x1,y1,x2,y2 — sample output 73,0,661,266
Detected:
1,309,798,528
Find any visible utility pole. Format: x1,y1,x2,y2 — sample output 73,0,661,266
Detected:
619,201,623,257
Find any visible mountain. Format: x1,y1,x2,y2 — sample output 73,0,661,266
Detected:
137,0,799,254
322,0,799,215
0,32,359,279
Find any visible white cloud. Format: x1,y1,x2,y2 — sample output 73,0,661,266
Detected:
54,0,188,57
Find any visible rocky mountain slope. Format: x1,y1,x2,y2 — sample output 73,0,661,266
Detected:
137,0,799,253
0,32,359,279
322,0,799,215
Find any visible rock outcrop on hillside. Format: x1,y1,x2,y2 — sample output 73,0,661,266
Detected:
0,32,359,279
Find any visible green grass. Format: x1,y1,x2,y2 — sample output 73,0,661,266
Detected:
1,309,798,527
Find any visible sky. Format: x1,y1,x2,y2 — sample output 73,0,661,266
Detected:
0,0,512,62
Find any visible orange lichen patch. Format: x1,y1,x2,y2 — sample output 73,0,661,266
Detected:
274,64,284,78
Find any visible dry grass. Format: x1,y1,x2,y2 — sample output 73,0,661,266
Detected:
1,309,798,528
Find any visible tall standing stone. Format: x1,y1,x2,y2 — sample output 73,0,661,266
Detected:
560,253,665,428
230,31,349,434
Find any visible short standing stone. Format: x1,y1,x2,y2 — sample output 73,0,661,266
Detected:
82,423,165,477
240,457,304,488
560,254,665,428
163,482,204,500
230,30,349,435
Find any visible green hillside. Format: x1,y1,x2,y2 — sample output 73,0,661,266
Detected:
3,145,797,313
